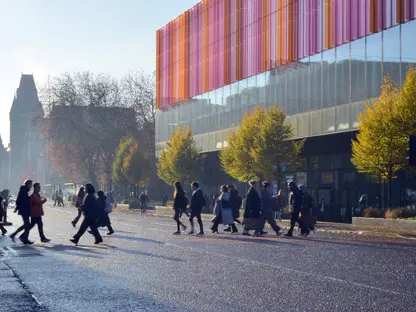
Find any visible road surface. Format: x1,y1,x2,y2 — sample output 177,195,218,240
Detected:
1,203,415,312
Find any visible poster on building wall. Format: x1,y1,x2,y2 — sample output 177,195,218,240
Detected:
272,181,278,195
286,175,294,185
297,172,307,186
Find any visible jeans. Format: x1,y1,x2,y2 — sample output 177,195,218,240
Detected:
255,211,281,234
189,210,204,233
288,211,307,234
73,216,102,243
11,215,31,241
30,216,46,240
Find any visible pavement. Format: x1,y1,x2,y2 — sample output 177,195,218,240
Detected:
1,203,416,312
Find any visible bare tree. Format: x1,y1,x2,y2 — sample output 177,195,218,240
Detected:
121,71,156,154
40,72,137,187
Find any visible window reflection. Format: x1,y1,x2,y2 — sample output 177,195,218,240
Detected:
286,63,298,115
383,26,401,86
322,49,336,108
336,43,351,105
366,32,382,99
298,57,310,113
310,53,322,110
351,38,366,102
401,20,416,85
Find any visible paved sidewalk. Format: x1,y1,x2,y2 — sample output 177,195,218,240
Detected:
0,238,44,312
112,205,416,240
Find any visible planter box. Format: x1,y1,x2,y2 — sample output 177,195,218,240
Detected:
352,217,416,230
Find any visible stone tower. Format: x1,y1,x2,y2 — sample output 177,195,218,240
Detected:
9,74,44,190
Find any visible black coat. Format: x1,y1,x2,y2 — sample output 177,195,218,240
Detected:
244,187,261,218
16,186,30,217
83,194,98,218
229,189,242,219
173,190,186,211
190,189,204,212
97,196,111,227
289,189,303,213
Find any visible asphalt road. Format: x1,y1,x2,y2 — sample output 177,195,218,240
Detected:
1,203,415,312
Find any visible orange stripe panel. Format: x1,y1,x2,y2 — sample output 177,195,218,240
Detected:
278,0,283,65
156,30,160,109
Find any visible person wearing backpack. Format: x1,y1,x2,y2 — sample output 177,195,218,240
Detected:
96,190,114,235
172,182,187,234
298,185,315,235
284,182,308,237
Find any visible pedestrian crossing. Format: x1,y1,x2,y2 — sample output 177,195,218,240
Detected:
0,246,43,260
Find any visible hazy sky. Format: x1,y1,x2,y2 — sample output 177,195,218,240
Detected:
0,0,197,146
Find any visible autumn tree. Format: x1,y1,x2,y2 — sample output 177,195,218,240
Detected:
351,77,409,207
112,137,136,186
156,126,206,186
220,105,303,183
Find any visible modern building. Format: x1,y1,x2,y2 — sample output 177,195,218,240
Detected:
9,74,45,190
155,0,416,220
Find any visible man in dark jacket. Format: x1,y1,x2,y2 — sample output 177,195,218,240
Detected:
243,181,261,236
224,185,242,232
10,180,33,244
70,183,103,245
188,181,205,235
284,181,308,237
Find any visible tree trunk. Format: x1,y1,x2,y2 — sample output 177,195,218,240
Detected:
388,175,392,209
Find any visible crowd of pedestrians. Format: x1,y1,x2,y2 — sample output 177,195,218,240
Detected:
171,180,316,238
1,180,115,245
2,177,314,246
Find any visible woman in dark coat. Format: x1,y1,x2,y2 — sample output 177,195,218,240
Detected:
173,182,187,234
70,184,103,245
96,191,114,235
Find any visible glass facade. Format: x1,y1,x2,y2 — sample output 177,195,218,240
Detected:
156,16,416,156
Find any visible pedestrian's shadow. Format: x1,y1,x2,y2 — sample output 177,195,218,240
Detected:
307,237,416,251
37,244,104,259
207,234,303,247
109,246,183,262
108,234,164,245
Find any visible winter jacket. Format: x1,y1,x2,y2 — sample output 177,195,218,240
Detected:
30,192,46,217
83,194,98,218
261,190,276,214
229,189,242,219
289,189,303,213
190,189,205,212
173,190,186,211
16,186,31,217
244,187,261,218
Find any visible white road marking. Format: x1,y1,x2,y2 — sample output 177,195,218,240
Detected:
149,222,176,227
148,228,171,233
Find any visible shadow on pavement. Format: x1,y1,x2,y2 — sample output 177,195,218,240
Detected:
206,234,303,247
37,244,104,259
109,234,165,245
110,247,183,262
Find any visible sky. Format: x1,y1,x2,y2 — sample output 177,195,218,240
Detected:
0,0,198,146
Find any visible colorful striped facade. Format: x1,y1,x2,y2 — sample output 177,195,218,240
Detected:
156,0,416,109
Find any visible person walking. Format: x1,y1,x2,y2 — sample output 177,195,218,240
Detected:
139,191,148,213
96,191,114,235
10,180,34,244
276,190,285,221
298,185,315,235
71,187,85,227
53,190,58,206
242,181,261,236
70,184,103,245
254,181,282,237
227,185,242,228
0,197,7,235
29,183,51,243
211,185,238,233
58,189,65,207
172,182,187,234
284,182,308,237
188,181,205,235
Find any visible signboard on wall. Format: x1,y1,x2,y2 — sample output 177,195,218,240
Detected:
297,172,307,186
321,172,334,184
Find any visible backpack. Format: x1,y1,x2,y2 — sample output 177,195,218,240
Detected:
104,199,113,214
